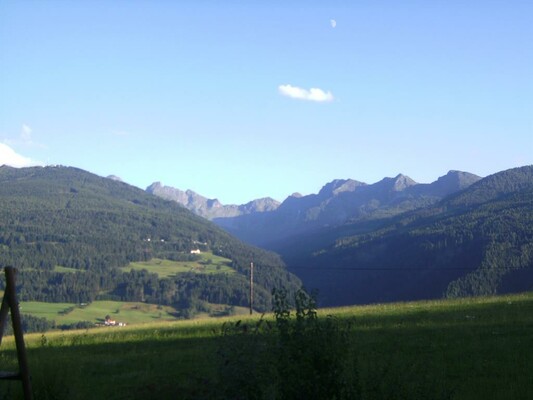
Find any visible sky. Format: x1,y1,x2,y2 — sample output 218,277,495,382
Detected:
1,1,532,204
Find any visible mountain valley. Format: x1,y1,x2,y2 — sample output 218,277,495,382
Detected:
148,166,533,306
1,164,531,312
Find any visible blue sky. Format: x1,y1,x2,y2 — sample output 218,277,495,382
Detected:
1,1,532,204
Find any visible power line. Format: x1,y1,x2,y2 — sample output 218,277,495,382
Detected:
249,261,254,315
250,263,533,271
287,266,530,271
256,265,533,272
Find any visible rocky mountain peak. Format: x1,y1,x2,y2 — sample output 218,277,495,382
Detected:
146,182,162,191
240,197,281,213
107,175,123,182
392,174,417,191
146,182,280,220
424,170,482,197
146,169,486,246
319,179,366,197
375,174,417,192
443,170,481,187
207,198,223,209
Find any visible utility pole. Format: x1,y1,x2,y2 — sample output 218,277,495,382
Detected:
249,261,254,315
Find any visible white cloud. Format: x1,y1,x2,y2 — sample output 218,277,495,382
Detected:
0,142,42,168
278,84,334,102
330,19,337,28
5,124,46,149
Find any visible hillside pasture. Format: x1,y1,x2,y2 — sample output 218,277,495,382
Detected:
20,300,251,327
1,292,531,399
52,265,81,273
121,252,235,278
20,300,180,326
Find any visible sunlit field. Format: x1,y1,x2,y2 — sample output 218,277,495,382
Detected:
1,292,531,399
122,252,235,278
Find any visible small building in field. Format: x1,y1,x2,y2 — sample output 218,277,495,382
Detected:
103,315,126,327
190,249,201,254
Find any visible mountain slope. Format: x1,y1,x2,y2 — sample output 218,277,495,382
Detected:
280,166,533,306
0,166,300,312
146,182,280,219
213,171,481,247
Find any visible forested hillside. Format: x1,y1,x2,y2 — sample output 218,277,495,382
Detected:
0,166,300,314
278,166,533,306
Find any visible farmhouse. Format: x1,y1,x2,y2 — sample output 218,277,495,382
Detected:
104,315,127,327
190,249,201,254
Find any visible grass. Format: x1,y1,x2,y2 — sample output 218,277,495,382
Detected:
337,293,533,399
121,252,235,278
20,300,180,325
20,300,251,326
1,292,532,399
52,265,81,273
19,252,237,327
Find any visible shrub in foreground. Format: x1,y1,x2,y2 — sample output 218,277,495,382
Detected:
216,288,359,399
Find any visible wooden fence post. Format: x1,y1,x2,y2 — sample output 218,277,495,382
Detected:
0,267,33,400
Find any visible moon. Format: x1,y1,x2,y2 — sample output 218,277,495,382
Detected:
330,19,337,28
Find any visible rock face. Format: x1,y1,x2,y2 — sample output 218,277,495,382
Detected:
107,175,123,182
146,182,280,220
147,171,482,247
410,170,482,197
212,171,482,247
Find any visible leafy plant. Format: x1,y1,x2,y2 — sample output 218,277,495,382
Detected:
216,288,359,399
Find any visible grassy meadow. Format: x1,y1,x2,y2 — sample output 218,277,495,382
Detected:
20,300,251,326
0,292,532,399
121,252,235,278
20,301,180,325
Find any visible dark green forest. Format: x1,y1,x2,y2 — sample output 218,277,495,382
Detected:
1,164,531,312
278,166,533,306
0,166,301,314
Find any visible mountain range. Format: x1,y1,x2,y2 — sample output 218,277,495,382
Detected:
146,182,280,220
1,164,531,309
148,170,482,247
147,167,533,306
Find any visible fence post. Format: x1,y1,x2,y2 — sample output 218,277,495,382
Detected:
0,267,33,399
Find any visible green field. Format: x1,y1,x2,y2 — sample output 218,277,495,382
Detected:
52,265,81,273
1,292,532,399
21,300,181,325
21,300,251,326
121,252,235,278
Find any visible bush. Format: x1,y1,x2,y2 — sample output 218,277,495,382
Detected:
216,288,360,399
57,321,94,331
1,314,56,335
